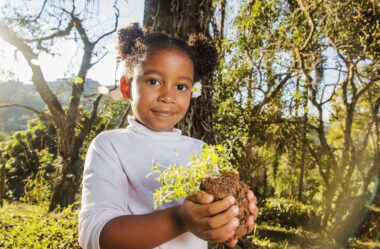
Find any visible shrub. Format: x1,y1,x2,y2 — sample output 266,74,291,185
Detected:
0,116,57,200
22,170,52,207
257,198,321,231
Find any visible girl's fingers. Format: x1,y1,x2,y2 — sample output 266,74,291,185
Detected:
245,215,255,234
199,205,239,229
249,201,259,221
246,190,259,235
196,191,214,204
197,195,235,217
247,190,257,204
201,217,239,242
186,191,214,204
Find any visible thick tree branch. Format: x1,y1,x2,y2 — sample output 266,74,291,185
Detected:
248,73,292,140
0,104,53,120
73,94,103,159
87,94,103,130
66,11,93,130
297,0,316,52
67,3,119,130
118,103,132,128
359,96,380,155
307,142,328,185
0,23,65,119
250,73,292,118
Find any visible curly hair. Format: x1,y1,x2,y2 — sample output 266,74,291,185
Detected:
118,23,218,81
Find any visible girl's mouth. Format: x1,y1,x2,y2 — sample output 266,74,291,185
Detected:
152,110,176,116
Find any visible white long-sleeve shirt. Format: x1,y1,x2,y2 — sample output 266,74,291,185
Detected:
78,116,207,249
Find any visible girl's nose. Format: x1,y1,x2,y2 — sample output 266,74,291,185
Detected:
158,85,175,103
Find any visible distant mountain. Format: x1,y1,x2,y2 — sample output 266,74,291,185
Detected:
0,79,100,134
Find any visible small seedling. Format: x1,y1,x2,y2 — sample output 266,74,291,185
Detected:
147,144,251,241
147,144,236,209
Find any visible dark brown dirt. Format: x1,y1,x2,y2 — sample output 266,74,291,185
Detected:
200,172,250,241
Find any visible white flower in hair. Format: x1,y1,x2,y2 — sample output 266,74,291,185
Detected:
192,81,202,98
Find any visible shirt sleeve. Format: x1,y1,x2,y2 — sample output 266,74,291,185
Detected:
78,133,131,249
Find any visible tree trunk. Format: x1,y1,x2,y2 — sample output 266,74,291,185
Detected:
298,88,308,202
297,157,304,202
49,158,83,210
49,175,78,210
143,0,216,144
0,159,5,207
49,144,83,210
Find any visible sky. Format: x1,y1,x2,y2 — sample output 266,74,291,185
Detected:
0,0,145,86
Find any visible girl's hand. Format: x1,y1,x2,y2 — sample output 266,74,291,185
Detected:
179,192,239,243
225,190,259,247
247,190,259,229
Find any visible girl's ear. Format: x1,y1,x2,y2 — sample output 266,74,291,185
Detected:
120,76,131,100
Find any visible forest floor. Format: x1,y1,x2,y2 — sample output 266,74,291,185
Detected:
0,202,379,249
0,201,80,248
244,223,380,249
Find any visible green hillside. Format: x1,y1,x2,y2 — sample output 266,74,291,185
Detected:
0,79,100,134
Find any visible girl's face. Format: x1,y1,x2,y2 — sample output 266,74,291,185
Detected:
131,48,194,132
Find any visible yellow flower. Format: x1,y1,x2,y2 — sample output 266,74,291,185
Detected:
75,76,83,84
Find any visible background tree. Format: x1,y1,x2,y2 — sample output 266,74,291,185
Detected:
143,0,217,144
0,0,120,210
213,0,378,247
294,0,379,246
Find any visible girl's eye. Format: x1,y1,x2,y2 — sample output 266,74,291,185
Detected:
176,84,188,91
148,79,160,86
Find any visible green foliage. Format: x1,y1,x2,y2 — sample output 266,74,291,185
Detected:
22,170,53,208
0,99,123,201
0,116,57,200
258,198,321,231
0,203,80,248
212,0,379,244
355,205,380,241
148,144,236,209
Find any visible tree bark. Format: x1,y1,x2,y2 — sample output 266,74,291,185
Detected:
143,0,216,144
0,159,5,207
298,88,308,202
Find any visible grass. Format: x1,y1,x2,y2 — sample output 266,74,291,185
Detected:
210,223,379,249
1,202,378,249
248,223,380,249
0,201,80,249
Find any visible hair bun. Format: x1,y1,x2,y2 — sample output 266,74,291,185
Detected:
118,23,144,60
188,33,219,79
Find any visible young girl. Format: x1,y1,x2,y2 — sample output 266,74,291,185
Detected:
78,23,258,249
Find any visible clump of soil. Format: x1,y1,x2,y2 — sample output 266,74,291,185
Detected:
200,172,250,241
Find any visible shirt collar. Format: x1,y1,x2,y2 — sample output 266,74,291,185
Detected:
127,116,182,139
